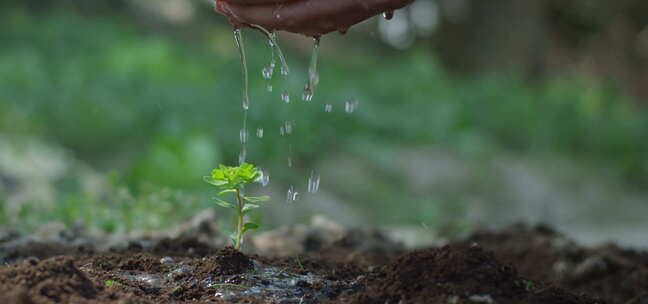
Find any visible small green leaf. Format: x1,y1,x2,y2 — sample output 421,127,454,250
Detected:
105,280,115,287
243,195,270,203
204,176,227,186
213,198,234,208
218,189,237,196
241,203,259,215
242,222,259,233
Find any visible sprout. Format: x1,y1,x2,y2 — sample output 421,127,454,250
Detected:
204,163,269,250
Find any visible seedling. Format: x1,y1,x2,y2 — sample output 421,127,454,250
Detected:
204,163,269,250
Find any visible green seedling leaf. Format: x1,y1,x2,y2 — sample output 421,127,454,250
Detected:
204,176,227,186
241,203,259,215
213,198,234,208
205,163,269,250
218,189,237,196
243,195,270,203
105,280,116,287
242,222,259,234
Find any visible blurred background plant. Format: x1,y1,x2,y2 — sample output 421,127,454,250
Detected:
1,0,647,246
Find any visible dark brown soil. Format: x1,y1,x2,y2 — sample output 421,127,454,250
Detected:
0,225,644,304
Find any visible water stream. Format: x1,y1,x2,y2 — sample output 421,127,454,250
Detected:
233,28,249,165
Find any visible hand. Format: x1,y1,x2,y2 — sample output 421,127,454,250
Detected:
215,0,414,36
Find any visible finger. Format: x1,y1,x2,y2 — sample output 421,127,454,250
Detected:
220,0,414,36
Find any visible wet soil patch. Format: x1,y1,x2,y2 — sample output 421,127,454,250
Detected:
0,225,645,303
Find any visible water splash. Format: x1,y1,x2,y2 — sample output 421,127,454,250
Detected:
345,98,359,113
383,10,394,20
307,171,320,193
324,104,333,112
302,37,321,101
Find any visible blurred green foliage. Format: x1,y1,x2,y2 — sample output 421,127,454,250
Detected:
1,6,647,233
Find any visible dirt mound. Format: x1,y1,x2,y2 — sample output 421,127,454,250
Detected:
0,257,98,304
344,245,602,304
467,225,648,304
196,246,254,276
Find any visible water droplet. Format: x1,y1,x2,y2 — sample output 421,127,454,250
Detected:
324,104,333,112
266,83,273,92
286,186,299,203
280,126,285,136
239,129,248,143
280,65,289,76
383,10,394,20
281,90,291,103
256,128,264,138
302,86,314,102
284,121,293,135
257,170,270,186
287,156,293,167
262,66,273,79
345,98,359,113
307,171,320,193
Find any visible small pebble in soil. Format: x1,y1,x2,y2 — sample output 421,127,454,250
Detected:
160,256,175,264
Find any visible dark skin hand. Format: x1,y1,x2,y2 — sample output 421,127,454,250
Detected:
215,0,415,36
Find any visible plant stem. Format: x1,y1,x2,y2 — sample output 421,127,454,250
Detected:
234,188,244,250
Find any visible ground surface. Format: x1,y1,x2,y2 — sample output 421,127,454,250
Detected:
0,224,645,304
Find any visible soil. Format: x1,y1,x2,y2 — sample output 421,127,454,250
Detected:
0,224,645,304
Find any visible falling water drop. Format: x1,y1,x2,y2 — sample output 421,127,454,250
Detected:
287,156,293,167
345,98,359,113
262,66,273,79
286,186,299,203
281,90,291,103
302,86,314,102
284,121,293,135
280,126,285,136
307,171,320,193
302,37,321,101
256,128,264,138
324,104,333,112
257,170,270,186
383,10,394,20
